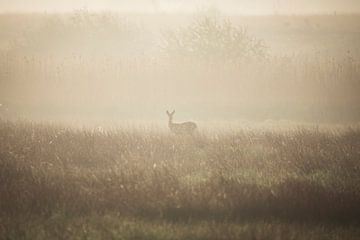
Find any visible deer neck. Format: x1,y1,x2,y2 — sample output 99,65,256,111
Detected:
168,118,173,128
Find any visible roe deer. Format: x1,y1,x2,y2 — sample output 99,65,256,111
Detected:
166,110,197,134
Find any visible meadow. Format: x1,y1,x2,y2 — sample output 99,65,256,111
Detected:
1,120,360,239
1,10,360,239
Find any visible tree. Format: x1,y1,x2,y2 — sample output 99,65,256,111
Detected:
161,12,267,64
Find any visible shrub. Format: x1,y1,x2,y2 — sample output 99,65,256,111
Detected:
161,11,267,64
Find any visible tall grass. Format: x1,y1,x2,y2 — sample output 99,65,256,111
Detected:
1,51,359,121
1,10,360,240
1,120,359,221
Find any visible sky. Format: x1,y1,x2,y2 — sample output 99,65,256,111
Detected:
0,0,360,14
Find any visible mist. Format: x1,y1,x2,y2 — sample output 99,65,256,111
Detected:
2,2,360,238
0,2,359,128
1,0,360,14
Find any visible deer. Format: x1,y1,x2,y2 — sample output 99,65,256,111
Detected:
166,110,197,135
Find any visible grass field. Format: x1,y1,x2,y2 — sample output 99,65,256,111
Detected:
1,120,359,239
1,10,360,239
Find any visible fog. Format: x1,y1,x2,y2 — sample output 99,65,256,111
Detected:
1,0,360,14
0,3,359,127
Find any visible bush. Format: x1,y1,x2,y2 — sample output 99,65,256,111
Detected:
161,12,267,64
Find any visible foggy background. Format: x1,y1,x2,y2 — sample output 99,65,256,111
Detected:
0,1,359,126
1,0,360,14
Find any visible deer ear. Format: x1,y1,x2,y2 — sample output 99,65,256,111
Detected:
171,110,175,115
166,110,169,115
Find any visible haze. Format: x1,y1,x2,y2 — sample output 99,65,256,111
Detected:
1,0,360,14
0,1,359,127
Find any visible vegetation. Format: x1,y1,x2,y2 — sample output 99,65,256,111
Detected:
9,9,139,56
161,12,267,63
1,10,360,239
1,120,360,239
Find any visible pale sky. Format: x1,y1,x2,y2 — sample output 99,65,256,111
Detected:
0,0,360,14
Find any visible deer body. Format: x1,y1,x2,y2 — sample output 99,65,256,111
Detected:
166,110,197,134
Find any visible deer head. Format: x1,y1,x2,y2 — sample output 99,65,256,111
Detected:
166,110,175,124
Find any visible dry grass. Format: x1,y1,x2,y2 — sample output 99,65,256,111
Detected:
1,120,359,239
1,11,360,239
